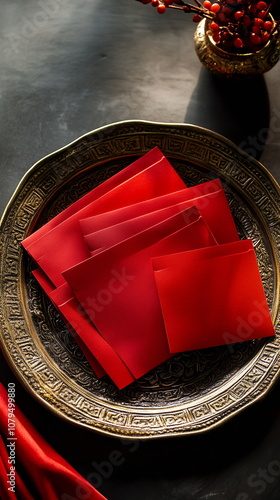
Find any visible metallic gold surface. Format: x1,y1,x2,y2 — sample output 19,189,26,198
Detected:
0,121,279,438
194,17,280,78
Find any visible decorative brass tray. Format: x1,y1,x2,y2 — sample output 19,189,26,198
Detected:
0,121,279,438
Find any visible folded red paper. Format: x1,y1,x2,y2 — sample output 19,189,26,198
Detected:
21,148,250,390
22,148,187,288
32,268,135,388
80,178,239,247
32,268,106,378
83,199,214,255
63,208,217,382
32,201,214,386
152,240,275,353
23,147,184,248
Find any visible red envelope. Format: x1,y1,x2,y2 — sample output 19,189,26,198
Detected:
22,148,186,288
152,240,275,353
32,205,214,387
63,208,217,382
23,147,183,248
32,268,106,378
84,203,213,254
32,204,214,387
80,179,239,247
32,268,135,388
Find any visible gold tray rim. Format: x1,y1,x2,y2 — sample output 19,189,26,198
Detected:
1,119,279,439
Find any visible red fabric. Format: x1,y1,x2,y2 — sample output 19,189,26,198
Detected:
0,435,35,500
63,208,217,382
22,148,186,288
152,240,275,352
0,383,107,500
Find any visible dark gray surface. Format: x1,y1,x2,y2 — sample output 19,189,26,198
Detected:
0,0,279,219
1,1,280,500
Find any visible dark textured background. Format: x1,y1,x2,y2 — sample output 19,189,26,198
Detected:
1,1,280,499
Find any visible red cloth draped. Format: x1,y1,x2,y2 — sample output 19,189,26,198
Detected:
0,383,107,500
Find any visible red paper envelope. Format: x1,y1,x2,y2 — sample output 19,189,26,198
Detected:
22,148,186,288
33,268,136,388
32,205,214,387
80,179,239,247
84,203,213,254
23,147,183,248
63,208,217,381
32,268,106,378
152,240,275,353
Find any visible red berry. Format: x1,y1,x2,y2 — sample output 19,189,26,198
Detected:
249,4,257,14
152,0,159,6
222,6,232,16
157,4,166,13
234,11,244,20
210,22,219,31
217,12,226,22
250,33,261,44
243,15,251,27
212,31,220,43
193,14,202,22
258,10,267,19
260,31,270,43
141,0,152,4
264,20,273,31
211,3,221,13
234,37,243,49
254,18,264,27
203,0,212,9
252,25,261,34
256,1,267,10
220,30,230,41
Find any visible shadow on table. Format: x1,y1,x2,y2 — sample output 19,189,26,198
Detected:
184,67,270,161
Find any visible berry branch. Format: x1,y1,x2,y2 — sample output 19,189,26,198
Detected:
136,0,279,53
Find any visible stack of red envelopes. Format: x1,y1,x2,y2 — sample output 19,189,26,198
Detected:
22,147,275,389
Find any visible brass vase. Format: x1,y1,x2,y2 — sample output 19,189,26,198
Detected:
194,16,280,78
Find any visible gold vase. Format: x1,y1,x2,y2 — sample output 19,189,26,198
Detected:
194,16,280,78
